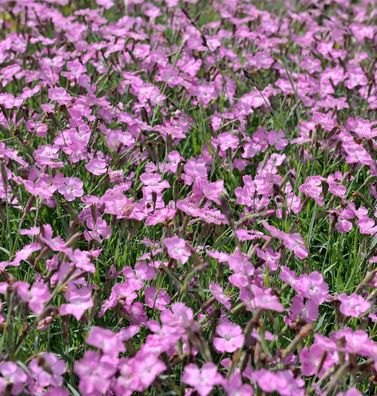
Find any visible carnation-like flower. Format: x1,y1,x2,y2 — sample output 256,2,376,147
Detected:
213,320,244,353
339,293,370,318
164,235,191,264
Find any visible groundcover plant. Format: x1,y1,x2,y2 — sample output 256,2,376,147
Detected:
0,0,376,394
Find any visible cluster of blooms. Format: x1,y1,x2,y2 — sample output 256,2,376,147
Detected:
0,0,376,394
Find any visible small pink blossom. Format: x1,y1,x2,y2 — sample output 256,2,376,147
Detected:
213,319,244,353
164,235,191,264
339,293,370,318
60,285,93,320
86,326,125,357
182,362,223,396
74,351,117,396
209,282,231,310
28,353,66,390
57,176,84,201
86,158,108,176
0,362,27,395
48,88,72,106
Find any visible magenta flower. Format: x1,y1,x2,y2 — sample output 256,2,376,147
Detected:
96,0,114,9
332,328,375,357
242,285,284,313
144,287,170,310
300,343,337,377
24,175,58,200
223,371,253,396
86,158,108,176
60,285,93,320
43,388,70,396
86,326,125,357
209,282,231,310
263,222,308,260
164,235,191,264
339,293,370,318
29,283,51,314
130,353,166,392
337,388,362,396
57,176,84,201
14,282,51,315
84,217,111,242
74,351,117,396
67,249,95,273
213,320,244,353
48,88,72,106
182,362,223,396
289,295,319,323
0,0,376,394
0,242,41,271
299,176,325,207
28,353,66,390
253,369,305,395
34,145,63,168
0,362,28,395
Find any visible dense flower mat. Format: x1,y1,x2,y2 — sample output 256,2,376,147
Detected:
0,0,376,394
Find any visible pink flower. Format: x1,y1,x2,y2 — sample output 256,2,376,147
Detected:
96,0,113,8
60,285,93,320
242,285,284,313
263,222,308,260
86,326,125,357
26,282,51,315
67,249,95,273
213,320,244,353
144,287,170,310
164,236,191,264
130,352,166,392
297,272,330,305
299,176,325,206
227,249,254,288
182,362,223,396
74,351,117,396
57,176,84,201
327,173,346,198
182,158,208,186
34,145,63,168
0,362,27,395
113,360,134,396
289,295,319,323
0,242,41,271
84,217,111,242
48,88,72,106
253,369,304,396
43,388,70,396
223,371,253,396
300,343,337,377
28,353,66,390
160,302,196,335
209,282,231,310
332,328,375,357
337,388,362,396
212,132,239,154
86,158,108,176
24,175,58,200
339,293,370,318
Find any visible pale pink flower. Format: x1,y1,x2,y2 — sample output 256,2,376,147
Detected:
57,176,84,201
182,363,223,396
60,285,93,320
0,362,27,395
339,293,370,318
86,158,108,176
213,320,244,353
164,236,191,264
